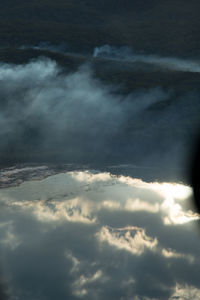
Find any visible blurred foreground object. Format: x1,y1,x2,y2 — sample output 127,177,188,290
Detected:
191,137,200,214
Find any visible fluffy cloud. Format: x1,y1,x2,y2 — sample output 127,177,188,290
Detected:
96,226,158,255
0,169,199,299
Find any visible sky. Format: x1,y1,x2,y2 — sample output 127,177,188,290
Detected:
0,168,199,300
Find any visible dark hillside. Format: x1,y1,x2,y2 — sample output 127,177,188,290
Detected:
0,0,200,56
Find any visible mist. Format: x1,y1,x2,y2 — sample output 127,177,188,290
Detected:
0,57,200,181
93,45,200,73
0,58,171,162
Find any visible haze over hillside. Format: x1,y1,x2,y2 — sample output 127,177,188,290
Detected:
0,0,200,56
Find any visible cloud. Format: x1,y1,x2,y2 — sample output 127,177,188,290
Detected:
161,248,194,263
96,226,158,255
0,170,196,226
170,284,200,300
0,169,199,299
124,197,159,213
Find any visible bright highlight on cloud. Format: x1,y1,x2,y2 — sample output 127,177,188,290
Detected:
97,226,158,255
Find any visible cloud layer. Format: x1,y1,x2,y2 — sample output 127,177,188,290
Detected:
0,169,199,299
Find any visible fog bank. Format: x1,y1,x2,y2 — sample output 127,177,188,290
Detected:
0,57,200,182
0,58,170,162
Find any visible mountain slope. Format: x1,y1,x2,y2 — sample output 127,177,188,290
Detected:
0,0,200,56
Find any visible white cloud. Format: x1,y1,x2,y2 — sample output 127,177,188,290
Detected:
33,198,96,224
170,284,200,300
125,198,159,213
72,270,105,297
0,170,197,226
70,171,113,183
0,169,200,299
96,226,158,255
162,248,195,263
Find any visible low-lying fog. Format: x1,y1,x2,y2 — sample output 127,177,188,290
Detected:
1,51,200,181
